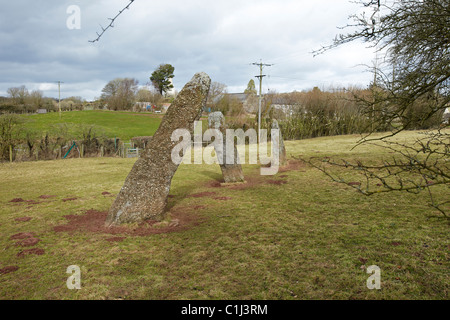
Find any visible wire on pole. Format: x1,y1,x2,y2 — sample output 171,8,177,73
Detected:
251,61,273,143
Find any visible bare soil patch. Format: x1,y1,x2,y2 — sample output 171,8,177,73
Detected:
278,159,305,173
15,217,32,222
10,232,35,240
15,237,40,247
25,200,42,205
54,208,206,236
0,266,19,275
267,180,288,186
62,197,78,202
17,248,45,257
10,198,25,203
188,192,217,198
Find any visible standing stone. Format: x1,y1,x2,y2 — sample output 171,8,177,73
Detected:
272,119,287,165
105,72,211,227
208,112,245,183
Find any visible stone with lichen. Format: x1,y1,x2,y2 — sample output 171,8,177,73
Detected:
272,119,287,165
105,72,211,227
208,111,245,183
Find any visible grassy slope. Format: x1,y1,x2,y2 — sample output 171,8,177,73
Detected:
21,110,163,140
0,131,448,299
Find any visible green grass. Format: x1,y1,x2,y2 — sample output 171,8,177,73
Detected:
20,110,163,140
0,131,448,300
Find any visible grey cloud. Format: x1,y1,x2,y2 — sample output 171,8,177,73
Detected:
0,0,376,100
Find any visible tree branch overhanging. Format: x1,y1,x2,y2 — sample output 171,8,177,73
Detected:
89,0,136,43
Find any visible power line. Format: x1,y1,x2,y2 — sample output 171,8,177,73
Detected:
89,0,136,43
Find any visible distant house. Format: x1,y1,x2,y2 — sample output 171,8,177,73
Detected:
37,109,47,114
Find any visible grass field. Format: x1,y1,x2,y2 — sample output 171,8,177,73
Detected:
0,131,448,300
21,110,163,141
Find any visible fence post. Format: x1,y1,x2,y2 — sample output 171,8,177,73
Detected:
81,144,84,158
100,146,104,157
9,145,12,163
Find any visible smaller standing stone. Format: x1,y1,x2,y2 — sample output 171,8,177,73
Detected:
272,119,287,165
208,112,245,183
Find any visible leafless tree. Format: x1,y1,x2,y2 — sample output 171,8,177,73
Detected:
309,0,449,217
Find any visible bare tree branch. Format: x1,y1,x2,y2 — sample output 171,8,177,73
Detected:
297,129,449,217
89,0,136,43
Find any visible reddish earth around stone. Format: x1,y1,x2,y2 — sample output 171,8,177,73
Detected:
15,217,32,222
17,248,45,257
15,238,40,247
54,208,206,236
278,159,305,173
62,197,78,202
0,266,19,275
206,181,222,188
225,176,261,190
10,198,25,203
10,232,35,240
102,192,111,195
279,175,289,178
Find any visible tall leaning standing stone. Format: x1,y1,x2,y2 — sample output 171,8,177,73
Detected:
105,72,211,227
208,111,245,183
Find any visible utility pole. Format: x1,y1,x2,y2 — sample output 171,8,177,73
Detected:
251,60,273,143
55,81,64,118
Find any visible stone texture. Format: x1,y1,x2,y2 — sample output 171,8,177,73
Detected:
105,72,211,227
272,119,287,165
208,111,245,183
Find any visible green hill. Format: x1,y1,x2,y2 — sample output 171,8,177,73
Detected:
21,110,163,141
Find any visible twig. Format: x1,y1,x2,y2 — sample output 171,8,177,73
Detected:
89,0,136,43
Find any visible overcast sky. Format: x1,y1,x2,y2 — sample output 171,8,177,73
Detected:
0,0,379,101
